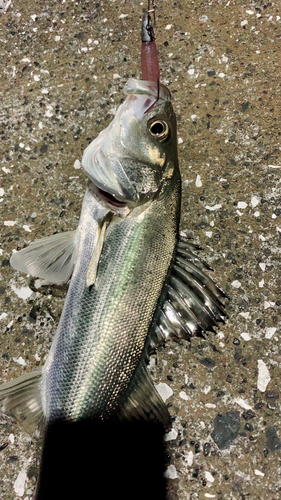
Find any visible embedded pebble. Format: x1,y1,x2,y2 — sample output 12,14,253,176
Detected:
257,360,270,392
266,426,281,452
211,411,240,450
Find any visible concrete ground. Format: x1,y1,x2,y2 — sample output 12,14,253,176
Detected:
0,0,280,498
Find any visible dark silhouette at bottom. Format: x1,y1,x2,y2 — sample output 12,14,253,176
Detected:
35,419,167,500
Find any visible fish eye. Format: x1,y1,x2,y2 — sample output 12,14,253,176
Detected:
149,120,170,142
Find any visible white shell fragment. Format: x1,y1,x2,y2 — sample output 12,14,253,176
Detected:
231,280,241,288
257,360,270,392
205,204,222,211
164,465,178,479
265,327,277,339
196,174,202,187
241,332,251,341
254,469,265,477
237,201,248,209
235,398,252,410
155,382,173,402
186,450,194,466
13,470,27,497
11,284,33,300
251,196,260,208
164,428,178,441
179,391,189,401
13,356,27,366
205,471,215,483
74,159,81,170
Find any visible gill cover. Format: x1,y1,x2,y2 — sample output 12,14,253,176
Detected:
82,79,177,206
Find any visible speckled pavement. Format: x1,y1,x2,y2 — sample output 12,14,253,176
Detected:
0,1,280,499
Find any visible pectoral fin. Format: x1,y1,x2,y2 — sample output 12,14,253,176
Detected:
10,230,80,285
0,368,45,436
86,213,112,287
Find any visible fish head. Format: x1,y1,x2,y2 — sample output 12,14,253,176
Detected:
82,79,179,212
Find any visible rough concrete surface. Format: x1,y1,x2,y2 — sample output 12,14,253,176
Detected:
0,0,280,498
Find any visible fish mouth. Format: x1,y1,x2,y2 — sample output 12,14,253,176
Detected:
88,181,130,215
97,187,128,209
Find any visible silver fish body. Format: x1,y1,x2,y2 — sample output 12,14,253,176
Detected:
41,81,180,423
0,79,227,434
43,175,180,422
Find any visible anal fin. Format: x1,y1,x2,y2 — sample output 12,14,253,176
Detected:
119,361,171,430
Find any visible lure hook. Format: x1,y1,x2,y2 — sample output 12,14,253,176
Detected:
141,0,160,84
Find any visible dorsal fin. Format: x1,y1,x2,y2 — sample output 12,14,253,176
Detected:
151,237,228,347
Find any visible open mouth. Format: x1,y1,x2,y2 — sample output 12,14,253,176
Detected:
97,187,128,209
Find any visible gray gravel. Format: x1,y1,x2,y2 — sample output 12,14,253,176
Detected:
0,1,281,499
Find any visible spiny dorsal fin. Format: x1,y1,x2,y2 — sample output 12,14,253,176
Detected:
151,236,228,347
10,230,80,285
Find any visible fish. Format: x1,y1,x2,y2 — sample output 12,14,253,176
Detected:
0,10,227,447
